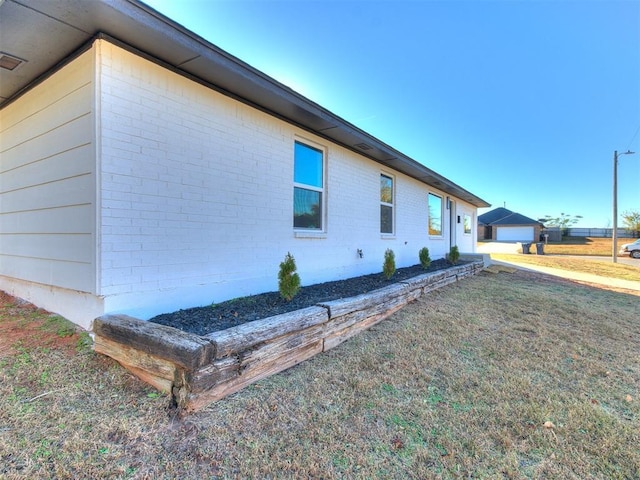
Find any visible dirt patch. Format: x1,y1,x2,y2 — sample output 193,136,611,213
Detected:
150,260,454,335
0,291,80,359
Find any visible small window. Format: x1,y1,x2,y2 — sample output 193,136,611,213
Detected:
428,193,442,236
294,141,324,230
380,174,394,234
464,214,472,235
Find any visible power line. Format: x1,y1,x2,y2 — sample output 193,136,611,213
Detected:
627,125,640,150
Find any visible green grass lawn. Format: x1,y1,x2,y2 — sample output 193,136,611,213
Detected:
1,269,638,479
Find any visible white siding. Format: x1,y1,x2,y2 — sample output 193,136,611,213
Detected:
96,40,476,320
0,49,96,294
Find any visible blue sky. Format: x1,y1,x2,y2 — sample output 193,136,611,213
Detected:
144,0,640,228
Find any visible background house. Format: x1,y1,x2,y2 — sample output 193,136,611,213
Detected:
0,0,489,330
478,208,542,242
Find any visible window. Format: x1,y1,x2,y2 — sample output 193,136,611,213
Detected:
428,193,442,236
464,214,472,235
380,174,394,234
294,141,324,230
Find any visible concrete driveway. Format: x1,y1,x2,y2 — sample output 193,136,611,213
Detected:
477,242,522,254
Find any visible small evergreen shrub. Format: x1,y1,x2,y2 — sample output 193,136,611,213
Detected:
447,245,460,265
382,248,396,280
419,247,431,269
278,252,301,301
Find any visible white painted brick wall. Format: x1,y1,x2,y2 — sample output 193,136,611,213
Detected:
96,40,476,320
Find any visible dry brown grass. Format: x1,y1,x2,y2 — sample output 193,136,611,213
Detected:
1,271,639,479
543,236,613,256
491,254,640,283
535,236,635,256
481,236,637,256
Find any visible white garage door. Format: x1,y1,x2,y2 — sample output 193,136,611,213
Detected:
497,226,534,241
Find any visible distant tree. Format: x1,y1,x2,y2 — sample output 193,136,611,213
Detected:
538,213,583,237
622,210,640,236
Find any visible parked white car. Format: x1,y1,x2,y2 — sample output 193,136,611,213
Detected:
619,238,640,259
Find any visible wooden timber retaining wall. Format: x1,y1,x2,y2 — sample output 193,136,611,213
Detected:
93,260,485,413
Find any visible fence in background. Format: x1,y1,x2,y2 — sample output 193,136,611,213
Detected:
565,228,637,238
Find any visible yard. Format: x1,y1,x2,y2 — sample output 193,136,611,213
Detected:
480,236,637,257
490,255,640,283
541,236,635,256
1,266,638,479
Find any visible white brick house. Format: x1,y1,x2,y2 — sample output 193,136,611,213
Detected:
0,0,489,330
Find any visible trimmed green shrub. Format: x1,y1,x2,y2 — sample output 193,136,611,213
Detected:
447,245,460,265
278,252,301,301
383,248,396,280
419,247,431,269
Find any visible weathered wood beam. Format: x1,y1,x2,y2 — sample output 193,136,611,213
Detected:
94,314,215,370
205,306,328,359
318,283,410,318
184,339,324,412
94,336,175,392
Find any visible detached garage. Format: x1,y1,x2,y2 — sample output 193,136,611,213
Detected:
478,208,542,242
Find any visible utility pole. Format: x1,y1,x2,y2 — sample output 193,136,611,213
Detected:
612,149,635,263
613,151,618,263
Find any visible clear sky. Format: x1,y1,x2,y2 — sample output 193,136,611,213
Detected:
143,0,639,228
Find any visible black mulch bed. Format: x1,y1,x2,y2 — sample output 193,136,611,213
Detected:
150,259,458,336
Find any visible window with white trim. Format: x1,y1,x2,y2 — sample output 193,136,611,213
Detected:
464,214,472,235
380,174,394,234
428,193,443,236
293,141,324,230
